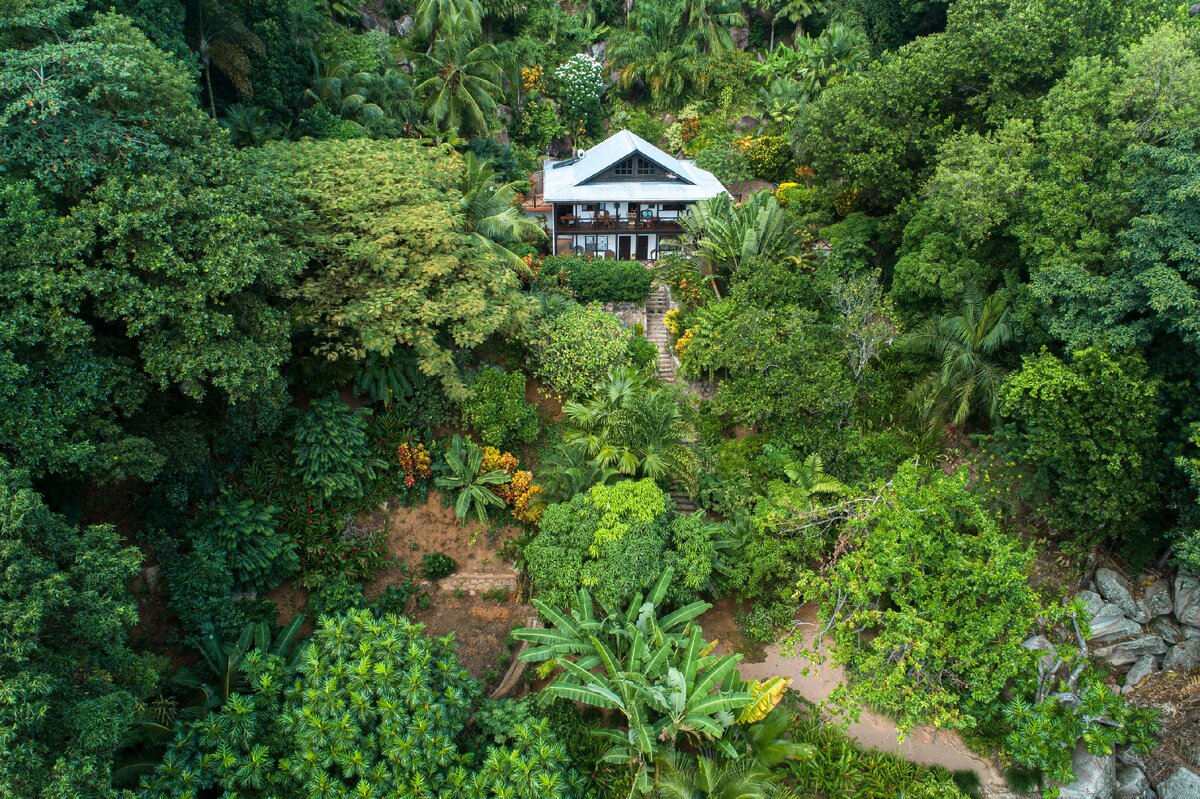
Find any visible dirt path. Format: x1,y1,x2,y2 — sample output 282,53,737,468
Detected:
703,600,1012,793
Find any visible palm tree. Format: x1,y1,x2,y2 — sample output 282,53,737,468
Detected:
220,104,278,146
777,452,848,507
562,367,695,486
608,0,710,110
899,289,1012,429
755,77,809,129
671,192,800,299
458,152,546,268
415,15,503,138
801,22,869,92
190,0,264,118
774,0,828,41
679,0,746,53
538,441,619,505
303,58,386,131
413,0,482,42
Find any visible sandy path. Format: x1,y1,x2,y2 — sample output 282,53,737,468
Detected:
704,601,1010,791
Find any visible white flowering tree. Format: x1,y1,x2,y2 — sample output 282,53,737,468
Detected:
553,53,605,136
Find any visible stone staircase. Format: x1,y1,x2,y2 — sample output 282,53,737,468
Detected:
644,284,699,514
644,284,676,384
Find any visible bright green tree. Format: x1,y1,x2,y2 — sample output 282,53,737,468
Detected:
254,138,530,400
141,611,584,798
1000,348,1161,547
415,15,503,137
792,463,1043,735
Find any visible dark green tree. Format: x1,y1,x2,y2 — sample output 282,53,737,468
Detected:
0,461,160,799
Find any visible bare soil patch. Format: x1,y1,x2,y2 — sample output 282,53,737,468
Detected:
1129,670,1200,784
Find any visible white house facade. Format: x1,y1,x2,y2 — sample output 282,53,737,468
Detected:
538,130,728,261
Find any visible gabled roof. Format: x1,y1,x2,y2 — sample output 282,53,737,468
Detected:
542,130,728,204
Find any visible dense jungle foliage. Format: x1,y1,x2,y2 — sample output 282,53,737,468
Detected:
2,0,1197,796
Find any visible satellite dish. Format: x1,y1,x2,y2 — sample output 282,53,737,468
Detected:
576,148,586,159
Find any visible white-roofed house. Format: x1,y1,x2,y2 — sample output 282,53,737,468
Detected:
539,130,729,261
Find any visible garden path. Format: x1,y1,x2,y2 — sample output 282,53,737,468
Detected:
703,600,1015,797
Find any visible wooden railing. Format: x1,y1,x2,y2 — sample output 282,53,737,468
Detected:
555,217,683,233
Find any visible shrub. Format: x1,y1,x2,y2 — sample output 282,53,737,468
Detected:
422,552,458,580
564,259,654,302
459,367,540,449
553,54,605,136
626,334,659,370
201,492,298,594
732,135,794,183
527,303,631,399
292,395,384,502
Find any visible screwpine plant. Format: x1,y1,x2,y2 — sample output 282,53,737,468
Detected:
141,611,585,799
435,434,512,525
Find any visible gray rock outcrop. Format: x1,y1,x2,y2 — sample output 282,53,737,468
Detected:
1163,638,1200,672
1158,767,1200,799
1097,568,1148,623
1176,574,1200,627
1059,748,1116,799
1115,765,1152,799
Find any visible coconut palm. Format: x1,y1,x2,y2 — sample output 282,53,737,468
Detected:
458,152,546,268
774,0,827,40
671,192,801,298
899,288,1012,429
608,0,711,110
415,15,503,138
656,751,786,799
679,0,746,53
413,0,482,42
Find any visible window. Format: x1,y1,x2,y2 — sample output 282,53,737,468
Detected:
584,235,610,255
636,157,654,175
660,203,686,213
614,158,633,176
580,204,597,213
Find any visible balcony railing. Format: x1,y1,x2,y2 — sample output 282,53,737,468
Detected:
555,216,683,233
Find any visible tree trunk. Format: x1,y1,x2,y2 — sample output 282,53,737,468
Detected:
204,62,217,118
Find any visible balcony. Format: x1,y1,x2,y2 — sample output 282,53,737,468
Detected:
555,215,684,233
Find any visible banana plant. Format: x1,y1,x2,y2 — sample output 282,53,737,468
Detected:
434,434,511,525
514,570,755,794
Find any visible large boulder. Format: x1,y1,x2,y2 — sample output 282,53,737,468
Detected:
1163,638,1200,672
1114,765,1151,799
1095,636,1168,669
1143,578,1174,618
1097,568,1147,623
1158,767,1200,799
1175,574,1200,627
1059,747,1116,799
1090,602,1146,642
1122,655,1158,694
1150,616,1184,645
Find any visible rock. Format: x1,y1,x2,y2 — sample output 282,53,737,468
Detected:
1059,747,1116,799
1115,765,1151,799
1095,636,1167,668
1151,616,1184,644
1158,767,1200,799
1185,624,1200,640
1123,655,1157,693
1090,603,1146,642
1163,639,1200,672
143,565,160,595
1078,590,1106,617
1175,574,1200,627
1144,578,1175,618
1117,747,1146,770
1097,568,1147,623
1024,634,1061,672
